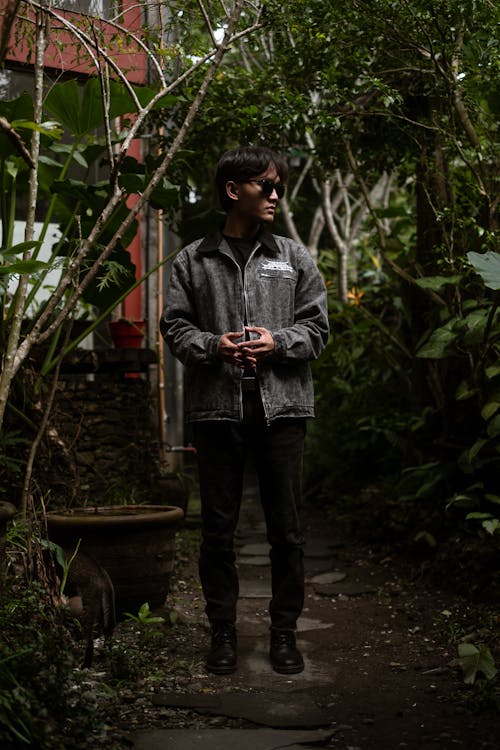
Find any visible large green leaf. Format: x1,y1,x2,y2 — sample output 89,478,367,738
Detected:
44,78,178,139
51,178,102,205
11,119,62,140
416,327,459,359
467,251,500,290
44,80,84,136
44,79,109,137
458,643,497,685
462,308,489,347
415,274,462,291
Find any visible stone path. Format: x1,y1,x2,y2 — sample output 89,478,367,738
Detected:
127,475,499,750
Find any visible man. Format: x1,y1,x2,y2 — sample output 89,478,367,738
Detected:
160,145,329,675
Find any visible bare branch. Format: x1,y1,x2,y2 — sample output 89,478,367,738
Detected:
91,25,116,175
307,206,325,257
197,0,219,48
0,116,35,168
279,196,303,247
0,4,47,427
290,154,313,203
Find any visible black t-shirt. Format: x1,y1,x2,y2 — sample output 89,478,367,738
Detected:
223,234,255,276
223,234,257,379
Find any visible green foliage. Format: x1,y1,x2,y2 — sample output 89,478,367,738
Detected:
0,580,105,749
123,601,165,627
0,429,28,503
102,641,143,683
458,642,498,685
0,73,183,503
434,610,466,645
468,252,500,291
305,276,412,500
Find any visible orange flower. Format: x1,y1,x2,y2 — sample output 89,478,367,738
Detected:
347,287,365,306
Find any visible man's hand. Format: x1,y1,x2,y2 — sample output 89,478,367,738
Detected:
218,331,253,368
237,326,275,364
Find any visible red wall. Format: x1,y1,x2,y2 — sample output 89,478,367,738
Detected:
0,0,148,321
1,0,148,84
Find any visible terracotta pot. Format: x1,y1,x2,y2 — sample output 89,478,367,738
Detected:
46,504,184,616
109,319,146,349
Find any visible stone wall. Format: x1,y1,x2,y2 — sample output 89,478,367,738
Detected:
51,377,159,505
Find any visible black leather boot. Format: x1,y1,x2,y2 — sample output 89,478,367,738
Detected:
269,628,304,674
205,622,237,674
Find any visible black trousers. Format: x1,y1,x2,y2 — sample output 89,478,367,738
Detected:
193,391,306,630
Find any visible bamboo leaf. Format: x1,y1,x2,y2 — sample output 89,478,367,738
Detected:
0,260,48,275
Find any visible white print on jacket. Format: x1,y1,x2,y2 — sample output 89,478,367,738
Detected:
259,260,296,278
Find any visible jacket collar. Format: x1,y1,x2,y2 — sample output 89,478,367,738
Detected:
196,227,280,256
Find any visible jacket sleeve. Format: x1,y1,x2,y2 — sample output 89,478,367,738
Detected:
272,247,330,363
160,251,220,366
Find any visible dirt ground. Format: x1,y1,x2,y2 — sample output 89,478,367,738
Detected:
90,489,500,750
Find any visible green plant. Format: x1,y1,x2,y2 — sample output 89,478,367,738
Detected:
123,601,165,627
122,601,169,649
434,610,466,645
458,642,497,685
102,641,144,684
305,282,412,502
0,579,106,749
461,677,500,713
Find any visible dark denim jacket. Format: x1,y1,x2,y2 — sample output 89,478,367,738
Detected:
160,230,329,423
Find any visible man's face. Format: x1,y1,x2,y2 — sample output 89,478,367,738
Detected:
227,163,284,225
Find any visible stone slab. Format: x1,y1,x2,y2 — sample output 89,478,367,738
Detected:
304,540,339,559
150,693,334,728
238,543,270,556
309,571,347,585
313,580,376,597
239,579,271,598
130,728,335,750
298,616,334,632
304,558,336,576
238,556,270,566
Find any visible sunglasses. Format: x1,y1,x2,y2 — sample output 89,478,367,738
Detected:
242,178,285,199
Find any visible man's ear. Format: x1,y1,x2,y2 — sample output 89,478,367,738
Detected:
225,181,239,203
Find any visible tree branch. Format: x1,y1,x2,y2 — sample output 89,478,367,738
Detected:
344,140,446,308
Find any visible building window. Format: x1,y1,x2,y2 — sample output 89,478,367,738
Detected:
53,0,115,19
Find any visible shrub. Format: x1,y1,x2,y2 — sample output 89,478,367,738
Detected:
0,579,105,749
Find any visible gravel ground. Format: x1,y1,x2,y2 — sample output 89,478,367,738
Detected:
74,502,499,750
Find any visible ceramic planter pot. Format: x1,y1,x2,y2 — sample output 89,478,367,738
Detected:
108,319,146,349
46,504,184,616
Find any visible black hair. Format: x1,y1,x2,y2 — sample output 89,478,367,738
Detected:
215,145,288,211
